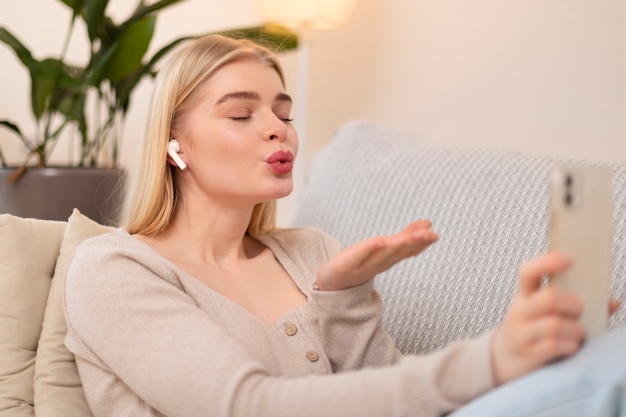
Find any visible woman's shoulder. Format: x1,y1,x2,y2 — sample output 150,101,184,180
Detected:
64,229,187,308
72,228,142,256
67,228,162,275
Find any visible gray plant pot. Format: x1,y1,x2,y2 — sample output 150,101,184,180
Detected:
0,167,125,225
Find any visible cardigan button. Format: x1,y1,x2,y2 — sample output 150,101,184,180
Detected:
306,351,319,362
285,323,298,336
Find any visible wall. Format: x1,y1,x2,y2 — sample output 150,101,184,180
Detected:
305,0,626,166
2,1,625,225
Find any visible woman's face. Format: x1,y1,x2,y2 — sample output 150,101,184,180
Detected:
172,59,298,207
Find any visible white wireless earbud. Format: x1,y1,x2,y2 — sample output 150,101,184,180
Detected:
167,139,188,171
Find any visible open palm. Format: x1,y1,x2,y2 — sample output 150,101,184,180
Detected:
316,220,439,291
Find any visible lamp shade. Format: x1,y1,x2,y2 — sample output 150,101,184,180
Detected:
259,0,358,30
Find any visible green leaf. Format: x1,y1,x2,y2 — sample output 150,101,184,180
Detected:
0,29,78,120
144,35,193,69
29,59,62,119
29,58,81,120
0,120,33,153
114,35,193,111
0,27,37,70
93,16,156,83
85,0,109,41
57,0,84,15
219,24,299,52
53,87,85,122
0,120,24,137
127,0,188,26
31,71,57,119
98,16,120,48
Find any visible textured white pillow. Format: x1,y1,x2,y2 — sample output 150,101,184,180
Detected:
0,215,66,417
34,209,114,417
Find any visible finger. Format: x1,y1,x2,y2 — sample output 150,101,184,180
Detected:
524,315,585,346
404,219,433,233
519,253,573,296
369,226,437,260
523,288,584,320
366,228,438,270
332,224,438,278
395,227,439,253
610,298,621,316
527,335,582,365
330,237,388,273
523,317,585,367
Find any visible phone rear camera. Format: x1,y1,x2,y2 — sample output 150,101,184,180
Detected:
565,174,573,188
565,192,573,207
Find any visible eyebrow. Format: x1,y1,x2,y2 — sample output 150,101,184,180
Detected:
215,91,292,105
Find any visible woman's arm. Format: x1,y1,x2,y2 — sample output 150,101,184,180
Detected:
312,279,402,370
311,221,438,371
311,224,619,387
64,233,493,417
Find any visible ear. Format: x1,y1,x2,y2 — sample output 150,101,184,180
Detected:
169,127,180,140
166,154,181,169
167,139,188,171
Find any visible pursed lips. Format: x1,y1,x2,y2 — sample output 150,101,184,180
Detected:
266,150,294,174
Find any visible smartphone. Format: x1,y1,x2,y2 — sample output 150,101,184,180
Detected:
549,165,613,338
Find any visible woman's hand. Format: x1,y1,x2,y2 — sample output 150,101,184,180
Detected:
491,253,621,386
316,220,438,291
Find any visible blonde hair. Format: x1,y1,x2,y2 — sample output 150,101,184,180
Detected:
122,34,284,236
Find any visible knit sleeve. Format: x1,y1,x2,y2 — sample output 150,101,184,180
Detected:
311,280,403,370
291,227,403,370
279,228,402,370
64,233,494,417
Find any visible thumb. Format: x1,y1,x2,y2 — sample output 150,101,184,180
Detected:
518,253,573,296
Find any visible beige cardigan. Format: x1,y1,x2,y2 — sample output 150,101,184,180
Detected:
64,227,494,417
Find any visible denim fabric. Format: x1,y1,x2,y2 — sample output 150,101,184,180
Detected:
451,326,626,417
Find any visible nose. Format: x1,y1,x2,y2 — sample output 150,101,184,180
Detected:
264,114,288,142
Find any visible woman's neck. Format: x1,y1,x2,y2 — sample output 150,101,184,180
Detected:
138,199,258,268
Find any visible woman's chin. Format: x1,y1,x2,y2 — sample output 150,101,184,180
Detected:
269,184,294,200
275,187,294,200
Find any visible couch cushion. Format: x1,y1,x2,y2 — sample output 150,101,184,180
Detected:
294,120,626,355
0,215,66,416
34,209,114,417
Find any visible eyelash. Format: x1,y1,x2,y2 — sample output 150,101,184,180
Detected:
230,116,294,123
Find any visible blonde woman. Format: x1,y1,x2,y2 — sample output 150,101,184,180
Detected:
64,34,624,417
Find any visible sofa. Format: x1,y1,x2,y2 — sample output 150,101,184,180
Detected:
1,120,624,416
292,121,626,354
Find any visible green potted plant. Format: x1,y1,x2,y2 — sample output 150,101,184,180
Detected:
0,0,297,224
